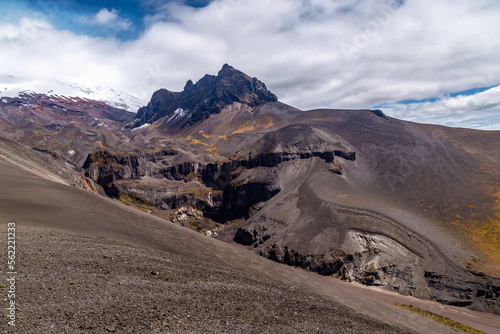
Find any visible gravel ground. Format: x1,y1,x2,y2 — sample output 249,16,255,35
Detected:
0,226,409,334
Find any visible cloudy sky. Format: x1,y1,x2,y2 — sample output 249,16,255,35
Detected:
1,0,499,129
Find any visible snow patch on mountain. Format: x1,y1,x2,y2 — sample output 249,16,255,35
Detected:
166,108,188,123
131,123,151,131
0,75,146,112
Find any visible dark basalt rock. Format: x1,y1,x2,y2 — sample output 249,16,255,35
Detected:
82,147,353,223
206,182,280,222
234,228,256,246
130,64,278,128
370,109,389,120
82,150,178,194
424,271,500,312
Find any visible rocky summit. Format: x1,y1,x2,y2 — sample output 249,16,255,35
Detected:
130,64,277,128
1,65,500,333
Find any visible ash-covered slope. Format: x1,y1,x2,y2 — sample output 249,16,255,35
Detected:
86,66,500,314
86,105,500,313
130,64,277,128
2,65,500,318
5,154,472,333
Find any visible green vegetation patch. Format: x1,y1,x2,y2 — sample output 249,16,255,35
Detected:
394,304,484,334
118,194,149,207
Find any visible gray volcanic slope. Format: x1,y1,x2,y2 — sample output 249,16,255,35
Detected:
111,101,500,313
2,65,500,332
0,155,469,334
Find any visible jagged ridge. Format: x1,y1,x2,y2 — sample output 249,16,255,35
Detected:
131,64,277,128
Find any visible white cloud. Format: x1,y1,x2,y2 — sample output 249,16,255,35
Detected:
0,0,499,129
94,8,120,25
80,8,132,31
381,86,500,130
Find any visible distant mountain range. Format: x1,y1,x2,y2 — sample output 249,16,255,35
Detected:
0,74,146,112
0,65,499,316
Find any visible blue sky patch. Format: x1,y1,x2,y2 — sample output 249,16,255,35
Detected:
395,85,498,105
6,0,214,40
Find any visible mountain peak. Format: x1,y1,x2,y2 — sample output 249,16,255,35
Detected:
183,79,194,91
217,63,241,77
220,63,233,70
130,65,277,128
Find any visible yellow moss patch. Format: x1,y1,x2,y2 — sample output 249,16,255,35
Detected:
199,130,212,138
230,119,252,135
230,116,274,135
117,194,152,209
207,145,219,156
93,140,104,148
448,190,500,276
394,304,484,334
261,115,274,129
190,139,209,147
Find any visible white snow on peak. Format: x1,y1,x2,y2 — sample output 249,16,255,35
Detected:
166,108,189,123
131,123,151,131
0,74,147,113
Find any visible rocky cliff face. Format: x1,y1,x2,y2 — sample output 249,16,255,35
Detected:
82,147,354,223
130,64,277,128
235,216,500,313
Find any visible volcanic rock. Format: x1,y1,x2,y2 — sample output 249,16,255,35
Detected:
131,64,277,128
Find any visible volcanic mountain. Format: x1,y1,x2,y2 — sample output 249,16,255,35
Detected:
130,64,277,129
1,65,500,332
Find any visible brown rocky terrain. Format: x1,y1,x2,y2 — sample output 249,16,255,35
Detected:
3,155,498,333
79,67,500,314
1,64,500,332
0,92,134,133
1,226,409,333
